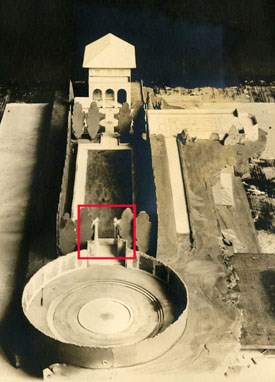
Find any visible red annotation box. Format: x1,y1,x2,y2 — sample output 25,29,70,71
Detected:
77,204,136,260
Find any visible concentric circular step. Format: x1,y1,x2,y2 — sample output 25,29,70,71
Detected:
22,252,188,368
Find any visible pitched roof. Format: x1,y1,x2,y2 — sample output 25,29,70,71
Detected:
83,33,136,69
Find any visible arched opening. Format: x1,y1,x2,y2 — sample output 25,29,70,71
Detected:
105,89,115,106
93,89,102,101
117,89,127,104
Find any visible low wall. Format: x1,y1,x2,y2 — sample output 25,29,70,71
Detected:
149,135,178,261
56,106,77,252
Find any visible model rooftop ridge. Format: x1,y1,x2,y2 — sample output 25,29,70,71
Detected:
83,33,136,68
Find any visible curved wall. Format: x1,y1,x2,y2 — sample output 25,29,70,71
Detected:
22,252,188,368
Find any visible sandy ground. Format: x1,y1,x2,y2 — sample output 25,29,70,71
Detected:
180,137,265,254
258,231,275,253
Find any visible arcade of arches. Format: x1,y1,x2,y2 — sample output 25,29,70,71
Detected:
92,88,128,106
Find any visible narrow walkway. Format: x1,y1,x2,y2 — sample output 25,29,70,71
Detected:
149,135,178,261
165,137,190,235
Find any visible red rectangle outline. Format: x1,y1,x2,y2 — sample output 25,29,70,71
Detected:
77,204,136,260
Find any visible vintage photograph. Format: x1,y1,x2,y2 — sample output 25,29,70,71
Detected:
0,0,275,381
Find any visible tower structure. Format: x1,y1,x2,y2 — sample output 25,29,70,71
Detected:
83,33,136,107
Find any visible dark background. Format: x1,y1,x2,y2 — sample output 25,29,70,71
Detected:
0,0,274,87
